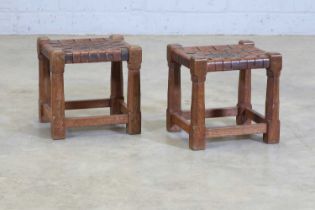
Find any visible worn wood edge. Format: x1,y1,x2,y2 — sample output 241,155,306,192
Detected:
49,49,65,66
37,36,50,58
171,112,191,133
181,107,237,119
244,108,266,123
65,99,111,110
43,104,52,121
266,52,282,75
206,123,267,138
119,101,129,114
167,44,190,68
239,40,255,46
127,45,142,69
65,114,128,128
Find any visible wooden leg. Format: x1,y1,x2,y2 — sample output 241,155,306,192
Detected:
236,40,255,126
166,61,181,132
37,37,50,123
236,69,252,125
110,61,124,115
263,53,282,144
189,81,206,150
127,46,142,134
263,72,280,143
189,58,207,150
50,51,66,140
38,54,51,123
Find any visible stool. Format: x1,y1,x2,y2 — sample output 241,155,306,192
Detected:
166,40,282,150
37,35,142,139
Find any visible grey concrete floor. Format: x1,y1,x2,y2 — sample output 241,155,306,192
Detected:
0,35,315,210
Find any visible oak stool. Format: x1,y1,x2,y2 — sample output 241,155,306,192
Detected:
37,35,142,139
166,40,282,150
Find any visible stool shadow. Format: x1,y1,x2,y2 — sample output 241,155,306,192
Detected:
37,126,52,139
22,121,52,140
67,125,126,138
141,118,191,150
142,118,165,132
34,123,127,140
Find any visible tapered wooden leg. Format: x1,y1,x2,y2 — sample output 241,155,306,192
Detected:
189,58,207,150
38,37,50,123
166,44,182,132
50,51,66,140
166,62,181,132
263,53,282,144
38,55,51,123
236,40,255,125
127,46,142,134
110,61,124,115
236,69,252,125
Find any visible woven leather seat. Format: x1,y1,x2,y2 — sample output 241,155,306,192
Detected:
40,36,130,64
169,40,271,71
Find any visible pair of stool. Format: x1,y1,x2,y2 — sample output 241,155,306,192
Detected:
38,35,282,150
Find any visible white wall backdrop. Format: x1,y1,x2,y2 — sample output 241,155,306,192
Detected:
1,0,315,35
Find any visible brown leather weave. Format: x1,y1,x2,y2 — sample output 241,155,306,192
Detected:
172,44,270,71
41,37,130,64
